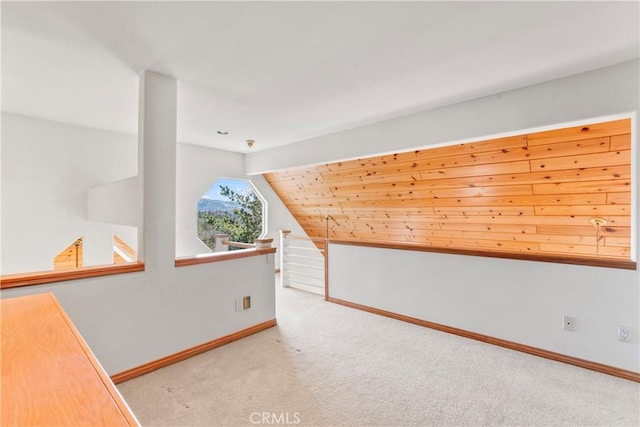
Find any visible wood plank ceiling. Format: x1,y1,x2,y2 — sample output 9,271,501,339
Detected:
264,119,632,260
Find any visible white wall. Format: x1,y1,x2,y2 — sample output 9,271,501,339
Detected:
246,60,639,174
329,244,639,372
0,114,302,270
83,223,116,266
3,59,637,375
1,253,276,374
1,113,138,274
1,73,276,376
175,143,245,257
88,176,140,228
249,60,640,373
175,143,308,267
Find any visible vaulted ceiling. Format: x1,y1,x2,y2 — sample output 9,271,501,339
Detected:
265,119,632,263
2,2,638,153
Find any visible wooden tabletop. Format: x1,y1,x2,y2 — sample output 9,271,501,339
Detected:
1,293,138,426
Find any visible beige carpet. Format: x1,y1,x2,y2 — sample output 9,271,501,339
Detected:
118,284,640,426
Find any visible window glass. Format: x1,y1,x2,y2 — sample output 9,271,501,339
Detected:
197,178,265,250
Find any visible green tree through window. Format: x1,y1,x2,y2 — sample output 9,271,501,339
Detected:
197,179,264,251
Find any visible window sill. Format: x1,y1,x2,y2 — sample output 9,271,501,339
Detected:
175,247,277,268
0,262,145,290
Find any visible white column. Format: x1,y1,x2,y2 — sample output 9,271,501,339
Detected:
138,71,177,272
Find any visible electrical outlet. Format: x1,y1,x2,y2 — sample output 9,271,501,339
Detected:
618,326,631,343
235,298,243,312
563,315,575,332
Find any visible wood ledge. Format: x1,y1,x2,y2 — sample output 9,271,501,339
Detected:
1,262,145,289
1,247,277,288
175,247,277,267
327,297,640,383
329,240,636,270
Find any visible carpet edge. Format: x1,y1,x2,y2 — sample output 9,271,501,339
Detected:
110,318,278,384
327,297,640,383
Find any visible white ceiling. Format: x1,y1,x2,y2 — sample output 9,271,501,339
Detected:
2,1,639,153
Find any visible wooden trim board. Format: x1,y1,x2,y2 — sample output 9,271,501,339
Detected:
175,247,277,267
330,240,636,270
1,262,145,289
327,297,639,383
111,319,278,384
2,248,278,289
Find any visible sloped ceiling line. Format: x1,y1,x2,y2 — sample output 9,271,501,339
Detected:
265,119,631,262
